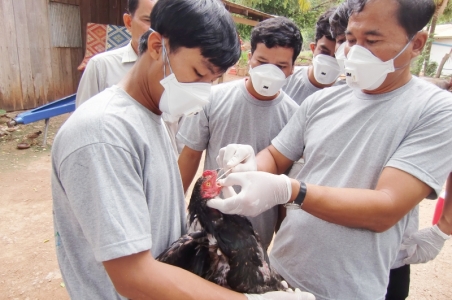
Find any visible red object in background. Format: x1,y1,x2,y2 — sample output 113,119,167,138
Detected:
432,191,446,225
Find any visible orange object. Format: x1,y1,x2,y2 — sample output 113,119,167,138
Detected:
432,191,450,234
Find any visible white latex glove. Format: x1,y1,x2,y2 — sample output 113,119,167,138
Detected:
401,224,450,265
245,288,316,300
216,144,257,173
207,171,292,217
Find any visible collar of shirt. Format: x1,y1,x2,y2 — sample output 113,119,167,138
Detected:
122,42,138,64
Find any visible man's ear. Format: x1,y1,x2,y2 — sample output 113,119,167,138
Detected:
248,51,252,61
147,31,163,61
309,42,316,53
411,31,428,58
123,13,132,31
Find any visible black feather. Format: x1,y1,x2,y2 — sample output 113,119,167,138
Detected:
156,172,287,293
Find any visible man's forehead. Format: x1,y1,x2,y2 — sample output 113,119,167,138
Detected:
346,1,400,37
254,44,293,60
136,0,155,13
317,37,335,47
345,27,385,37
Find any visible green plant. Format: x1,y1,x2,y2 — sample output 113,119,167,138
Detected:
426,61,439,76
236,23,252,41
0,109,6,116
411,55,438,77
237,51,249,68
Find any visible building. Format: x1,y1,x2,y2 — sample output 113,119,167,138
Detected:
0,0,271,112
430,23,452,76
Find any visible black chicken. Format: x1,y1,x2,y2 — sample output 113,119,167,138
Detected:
156,170,287,293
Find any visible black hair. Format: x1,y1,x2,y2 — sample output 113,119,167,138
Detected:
329,2,352,39
126,0,139,16
250,17,302,63
138,0,240,73
315,8,335,43
347,0,436,38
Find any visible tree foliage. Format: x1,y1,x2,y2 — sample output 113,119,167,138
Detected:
236,0,311,12
232,0,341,49
420,0,450,76
438,0,452,23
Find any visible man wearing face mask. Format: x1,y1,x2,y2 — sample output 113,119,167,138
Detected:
329,3,349,86
75,0,183,155
75,0,156,108
209,0,452,299
284,10,343,179
177,17,302,254
281,9,341,106
331,3,451,300
50,1,313,299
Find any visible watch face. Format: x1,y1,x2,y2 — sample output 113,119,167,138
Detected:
284,203,301,210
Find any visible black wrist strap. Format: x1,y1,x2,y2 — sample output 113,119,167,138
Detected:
293,181,307,206
284,181,307,209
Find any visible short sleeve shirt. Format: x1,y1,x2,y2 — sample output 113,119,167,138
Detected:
177,79,298,249
270,77,452,300
52,86,186,299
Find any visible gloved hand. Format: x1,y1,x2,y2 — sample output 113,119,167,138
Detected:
216,144,257,173
208,171,292,217
401,224,450,265
245,288,316,300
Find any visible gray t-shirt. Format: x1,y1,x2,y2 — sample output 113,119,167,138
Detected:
177,79,298,250
270,76,452,300
52,86,186,299
282,66,321,105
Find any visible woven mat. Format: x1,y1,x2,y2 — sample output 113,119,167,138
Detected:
78,23,131,71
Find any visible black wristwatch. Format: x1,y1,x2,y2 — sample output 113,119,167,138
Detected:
284,181,307,210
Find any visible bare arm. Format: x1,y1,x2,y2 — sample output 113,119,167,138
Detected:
256,145,294,175
257,145,432,232
103,250,246,300
298,167,431,232
178,146,203,193
438,172,452,234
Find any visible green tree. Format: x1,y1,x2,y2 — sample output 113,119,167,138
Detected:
438,0,452,23
232,0,341,48
421,0,450,75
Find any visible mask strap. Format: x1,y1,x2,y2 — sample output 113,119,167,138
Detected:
393,34,416,70
162,38,174,77
393,35,416,61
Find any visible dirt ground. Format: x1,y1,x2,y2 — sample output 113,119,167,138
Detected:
1,76,451,299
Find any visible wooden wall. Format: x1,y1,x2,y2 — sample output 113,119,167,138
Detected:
79,0,128,51
0,0,128,112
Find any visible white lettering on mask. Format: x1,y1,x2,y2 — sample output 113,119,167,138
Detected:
248,64,287,97
312,54,341,85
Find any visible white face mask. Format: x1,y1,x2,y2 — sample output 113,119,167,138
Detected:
312,54,341,85
344,39,412,91
248,64,287,97
335,42,347,75
159,38,211,117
